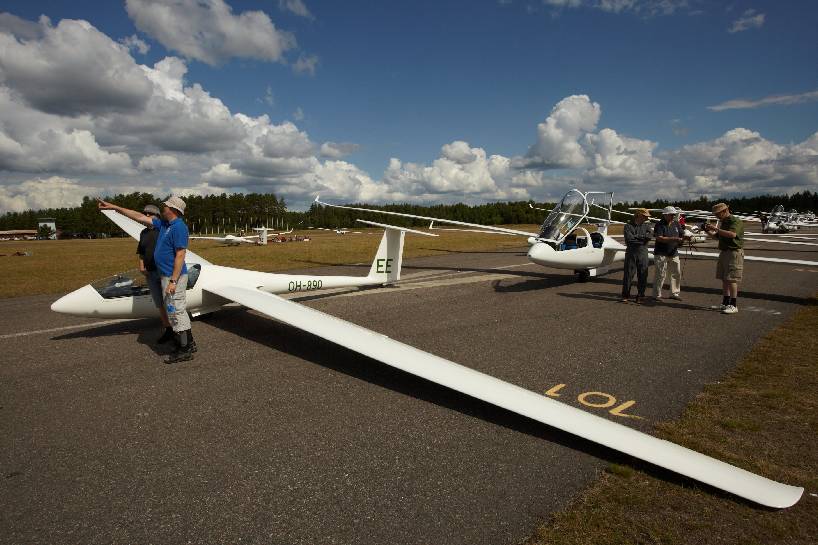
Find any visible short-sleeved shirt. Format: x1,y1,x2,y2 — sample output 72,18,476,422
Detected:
136,227,159,271
653,219,684,257
151,217,188,277
718,215,744,251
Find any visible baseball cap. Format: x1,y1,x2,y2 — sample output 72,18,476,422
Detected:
162,196,186,215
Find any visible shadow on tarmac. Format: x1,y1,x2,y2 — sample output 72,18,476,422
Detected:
497,276,816,306
208,307,766,508
45,302,775,509
52,318,175,356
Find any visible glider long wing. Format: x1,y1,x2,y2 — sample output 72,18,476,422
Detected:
679,249,818,267
203,282,804,508
315,197,539,238
101,209,212,266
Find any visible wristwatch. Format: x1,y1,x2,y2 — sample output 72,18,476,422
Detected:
169,279,177,284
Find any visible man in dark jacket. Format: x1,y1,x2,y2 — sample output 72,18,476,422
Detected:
137,204,174,343
621,208,653,303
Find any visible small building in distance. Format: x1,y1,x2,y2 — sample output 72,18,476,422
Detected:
0,229,37,241
37,218,57,240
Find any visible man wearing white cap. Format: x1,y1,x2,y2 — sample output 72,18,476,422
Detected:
97,196,196,362
652,206,684,300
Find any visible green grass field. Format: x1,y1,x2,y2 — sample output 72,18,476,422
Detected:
0,225,539,298
527,296,818,545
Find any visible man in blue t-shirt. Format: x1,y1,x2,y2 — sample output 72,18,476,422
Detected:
97,196,196,363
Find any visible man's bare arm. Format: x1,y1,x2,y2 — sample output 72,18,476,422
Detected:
97,199,154,227
171,249,186,281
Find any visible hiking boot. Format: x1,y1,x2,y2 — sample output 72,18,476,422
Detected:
165,349,194,364
188,330,197,353
164,330,194,364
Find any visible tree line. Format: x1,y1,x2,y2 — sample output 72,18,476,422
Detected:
1,190,817,237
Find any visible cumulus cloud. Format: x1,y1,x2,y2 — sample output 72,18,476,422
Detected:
260,85,275,107
664,128,818,195
278,0,314,19
320,141,361,159
380,142,540,202
728,9,765,33
0,177,99,212
125,0,296,65
0,11,815,213
0,12,45,40
517,94,601,169
0,17,153,115
138,153,180,171
542,0,689,16
292,53,319,75
120,34,150,54
0,87,134,174
707,89,818,111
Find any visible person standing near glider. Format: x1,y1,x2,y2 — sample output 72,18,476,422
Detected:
98,196,196,362
652,206,684,300
621,208,653,304
137,204,174,344
704,202,744,315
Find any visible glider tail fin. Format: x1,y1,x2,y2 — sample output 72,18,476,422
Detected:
367,227,405,283
360,219,437,284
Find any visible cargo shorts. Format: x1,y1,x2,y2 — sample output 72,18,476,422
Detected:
161,274,191,332
716,249,744,282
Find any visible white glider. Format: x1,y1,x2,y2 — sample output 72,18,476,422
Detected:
49,209,805,508
318,189,818,281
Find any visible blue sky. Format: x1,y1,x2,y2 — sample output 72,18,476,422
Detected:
0,0,816,210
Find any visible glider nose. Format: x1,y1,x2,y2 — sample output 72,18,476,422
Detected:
527,241,555,266
51,284,98,315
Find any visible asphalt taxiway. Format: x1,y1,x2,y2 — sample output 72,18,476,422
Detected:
1,235,816,545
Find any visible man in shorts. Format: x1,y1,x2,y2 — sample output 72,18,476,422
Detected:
704,202,744,315
98,196,196,363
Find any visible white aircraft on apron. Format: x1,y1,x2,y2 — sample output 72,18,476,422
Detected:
49,208,805,508
317,189,818,281
190,226,293,246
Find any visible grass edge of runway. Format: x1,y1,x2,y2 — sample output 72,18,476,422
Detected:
525,295,818,545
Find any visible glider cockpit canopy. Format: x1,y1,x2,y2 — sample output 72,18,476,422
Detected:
90,264,202,299
537,189,614,245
